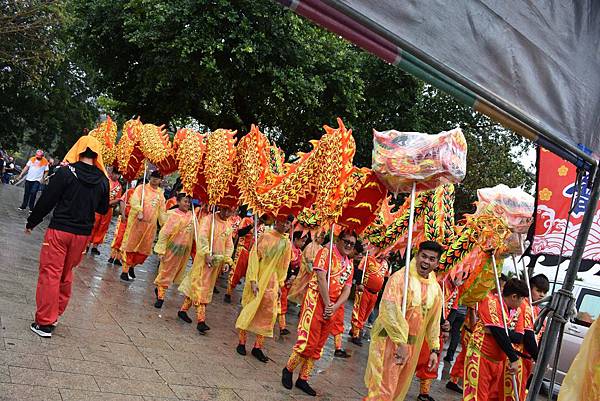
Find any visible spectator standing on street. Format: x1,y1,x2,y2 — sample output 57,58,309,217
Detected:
3,156,16,183
17,149,49,211
25,136,109,337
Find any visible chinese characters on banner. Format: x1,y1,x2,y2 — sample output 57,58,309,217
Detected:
530,148,600,262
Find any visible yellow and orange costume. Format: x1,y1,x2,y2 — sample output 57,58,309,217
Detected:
558,317,600,401
285,246,353,380
350,255,388,338
89,177,122,247
287,238,323,304
178,212,234,323
153,208,195,301
363,260,442,401
109,187,134,263
236,227,292,348
121,183,166,271
463,292,524,401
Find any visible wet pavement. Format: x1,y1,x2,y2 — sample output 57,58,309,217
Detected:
0,184,462,401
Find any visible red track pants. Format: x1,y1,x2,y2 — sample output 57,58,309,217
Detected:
35,228,88,325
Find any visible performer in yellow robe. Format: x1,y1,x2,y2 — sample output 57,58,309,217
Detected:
177,206,235,334
153,193,195,309
363,241,444,401
235,215,293,363
120,170,167,281
558,317,600,401
287,231,325,304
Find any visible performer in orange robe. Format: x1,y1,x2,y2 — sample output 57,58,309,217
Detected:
463,278,529,401
287,231,325,305
235,216,293,362
152,193,195,308
108,185,135,266
120,170,167,281
363,241,444,401
278,232,306,336
88,168,122,254
349,252,389,346
177,207,235,334
519,274,548,399
224,215,255,303
281,231,356,396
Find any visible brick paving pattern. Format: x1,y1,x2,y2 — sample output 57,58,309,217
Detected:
0,184,463,401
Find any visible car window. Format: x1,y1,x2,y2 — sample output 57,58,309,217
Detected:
574,289,600,327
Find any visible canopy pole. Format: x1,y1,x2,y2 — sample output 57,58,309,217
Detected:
527,167,600,400
402,182,417,317
492,254,520,401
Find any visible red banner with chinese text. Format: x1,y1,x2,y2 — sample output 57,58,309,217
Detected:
530,148,600,261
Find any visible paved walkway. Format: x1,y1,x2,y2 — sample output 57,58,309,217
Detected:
0,184,462,401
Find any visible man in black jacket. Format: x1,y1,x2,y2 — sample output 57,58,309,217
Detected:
26,135,109,337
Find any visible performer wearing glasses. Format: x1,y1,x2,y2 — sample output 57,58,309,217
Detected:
281,230,357,396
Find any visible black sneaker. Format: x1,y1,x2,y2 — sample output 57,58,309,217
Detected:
120,272,130,282
224,294,232,304
128,266,136,279
445,381,463,394
108,257,115,264
30,323,52,338
281,367,293,389
251,347,269,363
236,344,246,356
280,328,291,336
196,321,210,334
154,299,164,309
178,311,192,323
91,247,100,255
18,207,26,211
334,349,350,358
417,395,435,401
350,336,363,347
114,259,122,266
295,379,316,396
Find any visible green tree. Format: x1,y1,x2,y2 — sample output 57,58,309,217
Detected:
64,0,370,152
0,0,97,155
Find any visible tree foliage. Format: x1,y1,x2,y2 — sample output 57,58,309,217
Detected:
3,0,533,214
0,0,97,154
